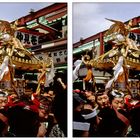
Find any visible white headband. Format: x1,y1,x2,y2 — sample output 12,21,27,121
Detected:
82,110,97,120
111,90,124,98
0,92,8,97
82,106,98,120
73,121,90,131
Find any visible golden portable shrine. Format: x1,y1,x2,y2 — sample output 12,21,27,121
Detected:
0,20,53,95
74,18,140,95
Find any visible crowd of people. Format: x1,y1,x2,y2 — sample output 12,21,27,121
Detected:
73,87,140,137
0,72,67,137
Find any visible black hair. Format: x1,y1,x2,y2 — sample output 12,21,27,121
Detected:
95,89,106,102
73,93,86,109
7,105,40,137
95,89,105,95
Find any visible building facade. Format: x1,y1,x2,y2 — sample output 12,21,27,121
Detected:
13,3,67,72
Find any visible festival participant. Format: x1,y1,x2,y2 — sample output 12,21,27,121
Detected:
0,90,9,136
7,93,19,106
109,90,130,119
127,99,140,137
31,92,54,137
43,89,55,101
109,90,125,110
49,72,67,137
73,93,90,137
95,89,110,109
81,101,99,137
37,95,52,121
85,90,93,98
95,89,129,137
0,91,8,110
7,94,40,137
8,105,40,137
31,90,55,137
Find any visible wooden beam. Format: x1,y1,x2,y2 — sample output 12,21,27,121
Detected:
12,3,67,26
18,28,44,36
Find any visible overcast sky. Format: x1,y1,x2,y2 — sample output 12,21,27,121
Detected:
0,2,54,22
73,3,140,43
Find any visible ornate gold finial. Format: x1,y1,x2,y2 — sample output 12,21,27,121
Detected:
105,18,132,37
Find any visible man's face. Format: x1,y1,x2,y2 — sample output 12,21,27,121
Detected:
85,91,92,98
112,97,124,110
74,103,84,112
48,90,54,96
38,108,48,119
38,103,49,120
0,96,7,109
97,94,110,109
87,95,95,103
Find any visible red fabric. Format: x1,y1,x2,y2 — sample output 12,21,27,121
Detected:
73,89,81,94
31,93,40,107
7,96,15,106
125,97,134,109
6,102,25,108
5,101,39,113
29,105,39,113
132,102,140,110
114,107,130,126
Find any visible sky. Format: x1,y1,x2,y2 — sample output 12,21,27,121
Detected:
0,2,54,22
73,3,140,43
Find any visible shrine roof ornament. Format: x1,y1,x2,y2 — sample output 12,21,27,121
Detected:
0,19,54,95
0,19,52,71
89,18,140,71
104,18,132,37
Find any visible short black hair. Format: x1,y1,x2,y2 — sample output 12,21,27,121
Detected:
95,89,107,102
73,93,86,109
7,105,40,137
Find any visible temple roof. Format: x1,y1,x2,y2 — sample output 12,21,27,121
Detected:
0,48,52,72
90,47,140,71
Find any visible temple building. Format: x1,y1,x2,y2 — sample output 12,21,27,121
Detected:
13,3,67,73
